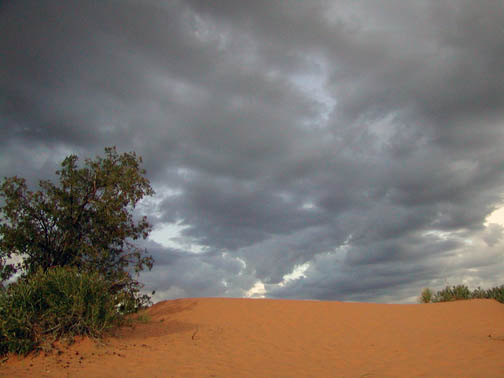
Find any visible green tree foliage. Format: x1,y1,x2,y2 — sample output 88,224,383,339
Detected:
0,147,155,298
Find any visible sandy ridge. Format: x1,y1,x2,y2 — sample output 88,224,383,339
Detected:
2,298,504,377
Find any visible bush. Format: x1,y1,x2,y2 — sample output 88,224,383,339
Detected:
470,287,487,299
433,284,471,302
419,284,504,304
484,285,504,303
0,267,135,356
418,288,434,303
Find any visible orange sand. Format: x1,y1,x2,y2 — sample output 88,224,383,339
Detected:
2,298,504,377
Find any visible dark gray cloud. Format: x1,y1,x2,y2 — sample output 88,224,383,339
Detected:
2,0,504,303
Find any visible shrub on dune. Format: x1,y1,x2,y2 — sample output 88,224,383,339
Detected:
418,288,434,303
433,284,471,302
419,284,504,304
0,267,130,356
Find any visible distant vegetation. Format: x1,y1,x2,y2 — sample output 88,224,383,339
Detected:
0,147,155,356
419,284,504,304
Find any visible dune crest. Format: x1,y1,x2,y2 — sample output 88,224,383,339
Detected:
3,298,504,377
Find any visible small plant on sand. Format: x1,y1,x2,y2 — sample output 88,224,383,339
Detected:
418,288,434,303
130,313,151,324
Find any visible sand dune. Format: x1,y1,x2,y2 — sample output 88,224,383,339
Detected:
2,298,504,377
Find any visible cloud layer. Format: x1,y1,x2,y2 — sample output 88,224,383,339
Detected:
2,0,504,302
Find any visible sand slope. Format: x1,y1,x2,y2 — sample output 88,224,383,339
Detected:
2,298,504,377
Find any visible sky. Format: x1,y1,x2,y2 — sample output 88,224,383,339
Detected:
2,0,504,303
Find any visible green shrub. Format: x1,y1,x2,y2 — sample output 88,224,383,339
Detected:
470,287,487,299
419,284,504,304
418,287,434,303
432,284,471,302
0,267,135,356
484,285,504,303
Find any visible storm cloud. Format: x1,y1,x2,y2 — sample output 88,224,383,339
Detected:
2,0,504,303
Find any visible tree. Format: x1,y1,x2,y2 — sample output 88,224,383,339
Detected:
0,147,155,298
